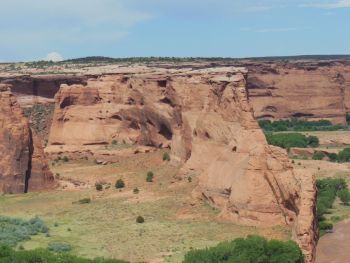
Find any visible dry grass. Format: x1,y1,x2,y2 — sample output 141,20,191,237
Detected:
0,150,290,263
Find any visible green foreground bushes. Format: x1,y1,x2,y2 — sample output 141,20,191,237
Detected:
0,245,129,263
183,235,303,263
265,133,319,149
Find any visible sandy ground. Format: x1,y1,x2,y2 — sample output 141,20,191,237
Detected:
316,220,350,263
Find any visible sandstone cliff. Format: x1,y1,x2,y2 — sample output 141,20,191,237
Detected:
48,67,317,262
0,84,55,193
244,59,350,124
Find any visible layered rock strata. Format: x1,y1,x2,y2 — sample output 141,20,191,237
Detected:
48,67,317,262
0,84,55,193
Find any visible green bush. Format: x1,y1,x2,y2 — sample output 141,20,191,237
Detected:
136,216,145,224
133,188,140,194
329,153,338,162
183,235,303,263
0,216,49,247
259,119,345,132
338,189,350,205
337,148,350,162
0,245,129,262
115,179,125,189
312,151,326,160
265,133,319,149
95,183,103,191
48,242,72,253
316,178,347,221
146,171,154,182
319,221,333,231
78,198,91,204
163,152,171,161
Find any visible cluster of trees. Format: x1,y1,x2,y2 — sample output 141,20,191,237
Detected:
259,119,345,132
183,235,303,263
316,178,350,233
265,133,319,149
0,245,128,263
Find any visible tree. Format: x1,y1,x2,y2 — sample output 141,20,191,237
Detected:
115,179,125,189
338,189,350,205
146,171,154,182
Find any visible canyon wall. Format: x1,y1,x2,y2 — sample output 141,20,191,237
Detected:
47,67,317,262
0,84,55,193
244,59,350,124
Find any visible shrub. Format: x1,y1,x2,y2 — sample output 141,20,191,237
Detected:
136,216,145,224
338,189,350,205
133,187,140,194
146,171,154,182
47,242,72,253
329,153,338,162
312,151,325,160
111,140,118,145
265,133,319,149
319,221,333,231
337,148,350,162
183,235,303,263
0,216,49,247
259,118,344,132
163,152,171,161
0,245,129,262
78,198,91,204
115,179,125,189
95,183,103,191
62,156,69,162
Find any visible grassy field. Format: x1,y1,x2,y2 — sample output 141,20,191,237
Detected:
0,150,289,263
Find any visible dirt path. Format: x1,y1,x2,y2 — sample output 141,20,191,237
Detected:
316,220,350,263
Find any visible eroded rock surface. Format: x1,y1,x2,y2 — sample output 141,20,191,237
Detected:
0,84,55,193
47,67,317,262
245,60,350,124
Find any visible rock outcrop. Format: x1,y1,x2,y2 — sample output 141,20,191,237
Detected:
0,84,55,193
244,60,350,124
48,67,317,262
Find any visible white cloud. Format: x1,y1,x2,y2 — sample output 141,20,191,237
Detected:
44,52,64,62
256,27,298,33
303,0,350,9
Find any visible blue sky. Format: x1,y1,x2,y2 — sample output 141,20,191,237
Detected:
0,0,349,62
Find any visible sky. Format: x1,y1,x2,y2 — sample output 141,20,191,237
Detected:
0,0,349,62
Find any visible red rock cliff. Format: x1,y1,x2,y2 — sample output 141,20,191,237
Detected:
48,67,317,262
0,84,55,193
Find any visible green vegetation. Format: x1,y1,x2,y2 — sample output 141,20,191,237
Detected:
337,148,350,162
0,245,129,263
95,183,103,191
183,235,303,263
146,171,154,182
78,198,91,204
338,189,350,205
163,152,171,162
136,216,145,224
265,133,319,149
133,187,140,194
115,179,125,189
312,151,326,160
62,156,69,162
48,242,72,253
316,178,348,233
0,216,48,247
259,119,345,132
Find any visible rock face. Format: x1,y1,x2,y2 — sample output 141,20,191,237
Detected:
48,67,317,262
244,60,350,124
0,84,55,193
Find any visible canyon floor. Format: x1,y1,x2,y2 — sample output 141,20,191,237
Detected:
0,130,349,262
0,148,289,263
